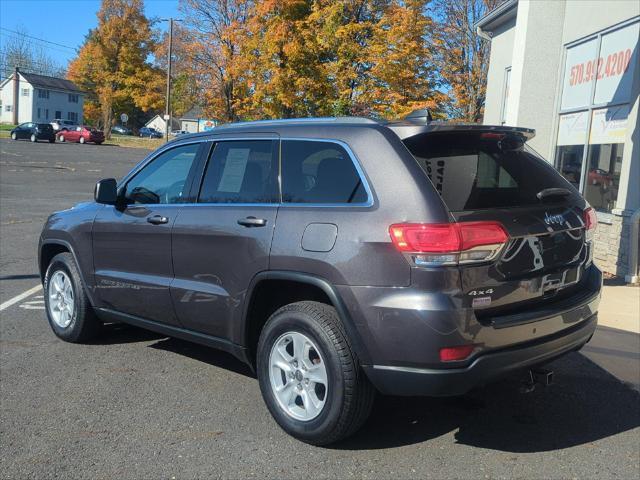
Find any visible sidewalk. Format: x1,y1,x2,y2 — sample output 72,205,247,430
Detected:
598,283,640,333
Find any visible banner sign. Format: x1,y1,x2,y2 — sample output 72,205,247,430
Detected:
198,119,217,132
589,105,629,145
557,111,588,146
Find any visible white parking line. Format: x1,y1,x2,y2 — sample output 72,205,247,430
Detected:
0,285,43,312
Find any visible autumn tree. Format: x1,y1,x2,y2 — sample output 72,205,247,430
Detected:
432,0,499,122
364,0,446,118
234,0,334,119
67,0,164,135
178,0,252,122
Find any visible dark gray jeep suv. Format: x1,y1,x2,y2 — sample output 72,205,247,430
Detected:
39,114,601,445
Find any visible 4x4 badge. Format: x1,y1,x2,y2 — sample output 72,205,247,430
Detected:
544,212,565,226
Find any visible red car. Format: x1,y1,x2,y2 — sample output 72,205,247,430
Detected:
57,126,105,145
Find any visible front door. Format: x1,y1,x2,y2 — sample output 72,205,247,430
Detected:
171,138,279,339
92,142,203,325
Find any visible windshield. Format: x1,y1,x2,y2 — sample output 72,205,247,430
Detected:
403,132,576,211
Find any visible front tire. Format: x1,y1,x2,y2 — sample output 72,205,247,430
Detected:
11,132,17,140
257,301,374,445
58,135,65,142
44,253,101,343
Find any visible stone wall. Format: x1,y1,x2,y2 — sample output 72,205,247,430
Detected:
593,211,634,277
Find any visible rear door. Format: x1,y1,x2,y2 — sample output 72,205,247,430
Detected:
403,132,595,320
171,137,279,339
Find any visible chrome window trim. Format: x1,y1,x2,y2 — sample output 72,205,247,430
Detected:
116,136,374,209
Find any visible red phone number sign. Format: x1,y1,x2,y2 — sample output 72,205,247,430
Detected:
569,48,632,86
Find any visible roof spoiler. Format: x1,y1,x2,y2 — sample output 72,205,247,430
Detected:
404,109,432,124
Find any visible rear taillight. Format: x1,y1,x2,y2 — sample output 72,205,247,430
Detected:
389,222,508,266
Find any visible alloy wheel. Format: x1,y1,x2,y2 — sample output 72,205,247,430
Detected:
48,271,75,328
268,331,328,421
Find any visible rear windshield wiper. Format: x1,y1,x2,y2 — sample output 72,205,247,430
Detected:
536,188,572,201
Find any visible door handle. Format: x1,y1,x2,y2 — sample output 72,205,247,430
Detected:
237,216,267,227
147,215,169,225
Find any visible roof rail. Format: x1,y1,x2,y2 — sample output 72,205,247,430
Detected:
212,116,379,130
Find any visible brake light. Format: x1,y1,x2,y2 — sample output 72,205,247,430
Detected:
439,345,476,362
389,222,508,265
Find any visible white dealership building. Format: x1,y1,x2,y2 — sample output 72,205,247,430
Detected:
477,0,639,282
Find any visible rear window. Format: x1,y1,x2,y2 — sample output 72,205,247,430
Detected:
403,133,572,211
37,124,52,130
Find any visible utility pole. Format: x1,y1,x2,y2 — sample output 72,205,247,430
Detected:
161,18,181,142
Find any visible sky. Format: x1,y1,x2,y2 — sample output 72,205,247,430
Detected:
0,0,180,67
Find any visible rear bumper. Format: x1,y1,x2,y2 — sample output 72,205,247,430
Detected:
364,313,597,396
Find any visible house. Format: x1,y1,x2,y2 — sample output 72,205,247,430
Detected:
0,68,84,125
145,114,180,134
476,0,639,281
180,106,218,133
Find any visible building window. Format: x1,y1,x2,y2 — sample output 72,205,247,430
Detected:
67,112,78,122
68,94,79,103
554,20,639,214
38,89,50,99
21,88,29,97
55,110,62,119
37,108,41,119
5,105,12,112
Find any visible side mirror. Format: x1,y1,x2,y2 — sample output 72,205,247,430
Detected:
94,178,118,205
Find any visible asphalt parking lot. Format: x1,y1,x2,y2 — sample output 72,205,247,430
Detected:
1,138,639,479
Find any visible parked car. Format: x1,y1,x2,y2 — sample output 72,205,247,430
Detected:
588,168,613,186
111,125,132,135
171,129,188,137
10,122,56,143
39,113,601,446
57,126,105,145
50,119,78,132
139,127,163,138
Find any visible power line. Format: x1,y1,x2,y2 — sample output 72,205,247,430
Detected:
0,32,76,56
0,27,77,51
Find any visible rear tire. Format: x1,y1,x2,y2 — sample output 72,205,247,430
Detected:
59,135,65,142
79,137,85,144
257,301,374,445
49,138,55,143
44,253,101,343
30,134,36,142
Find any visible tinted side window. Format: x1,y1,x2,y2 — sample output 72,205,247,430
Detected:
281,140,367,204
198,140,277,203
125,143,200,205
